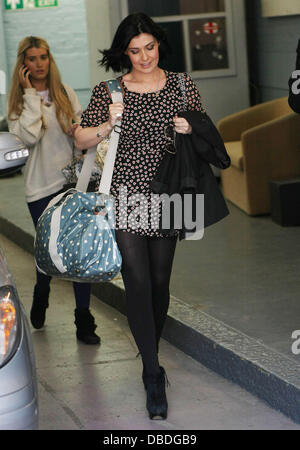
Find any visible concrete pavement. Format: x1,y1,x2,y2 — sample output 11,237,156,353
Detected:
1,171,300,424
1,233,300,430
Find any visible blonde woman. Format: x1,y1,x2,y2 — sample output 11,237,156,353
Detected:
8,36,100,345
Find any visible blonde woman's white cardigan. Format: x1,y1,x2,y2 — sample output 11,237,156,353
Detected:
8,84,82,202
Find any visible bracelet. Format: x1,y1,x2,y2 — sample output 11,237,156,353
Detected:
96,125,102,139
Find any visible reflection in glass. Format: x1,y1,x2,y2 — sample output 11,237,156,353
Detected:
179,0,225,14
128,0,179,17
189,18,228,71
158,21,185,73
127,0,225,17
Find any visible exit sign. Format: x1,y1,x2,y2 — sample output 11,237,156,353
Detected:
4,0,58,10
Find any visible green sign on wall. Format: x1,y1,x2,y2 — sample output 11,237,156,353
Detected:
4,0,58,10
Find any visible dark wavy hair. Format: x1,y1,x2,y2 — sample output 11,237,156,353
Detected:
99,12,171,73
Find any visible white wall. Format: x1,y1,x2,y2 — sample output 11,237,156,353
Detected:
85,0,115,89
261,0,300,17
3,0,90,109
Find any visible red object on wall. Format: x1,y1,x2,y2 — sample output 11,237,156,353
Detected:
203,22,219,34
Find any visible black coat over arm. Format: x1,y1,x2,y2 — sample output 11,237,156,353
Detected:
150,110,231,239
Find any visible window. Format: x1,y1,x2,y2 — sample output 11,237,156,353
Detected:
121,0,236,78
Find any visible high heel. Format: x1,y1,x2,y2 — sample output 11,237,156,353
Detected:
144,366,169,420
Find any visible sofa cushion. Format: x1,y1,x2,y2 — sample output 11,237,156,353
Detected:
224,141,243,170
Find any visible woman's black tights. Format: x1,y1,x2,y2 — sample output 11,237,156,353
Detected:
116,230,177,376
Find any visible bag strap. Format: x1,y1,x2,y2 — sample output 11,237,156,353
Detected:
98,80,123,195
75,79,123,194
178,73,188,111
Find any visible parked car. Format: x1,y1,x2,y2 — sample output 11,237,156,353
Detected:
0,245,38,430
0,131,29,177
0,116,8,132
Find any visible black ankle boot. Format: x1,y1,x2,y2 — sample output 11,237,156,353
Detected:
30,285,50,329
74,308,101,345
144,366,169,420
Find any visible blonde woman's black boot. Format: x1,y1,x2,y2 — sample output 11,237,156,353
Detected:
74,308,101,345
30,284,50,329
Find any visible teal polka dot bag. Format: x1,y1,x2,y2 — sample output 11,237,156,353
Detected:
34,190,121,282
34,79,123,283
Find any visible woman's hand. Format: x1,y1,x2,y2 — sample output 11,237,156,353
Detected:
19,65,32,89
173,116,192,134
67,123,80,137
108,102,124,128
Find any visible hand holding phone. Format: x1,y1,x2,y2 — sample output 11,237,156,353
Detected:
19,64,33,89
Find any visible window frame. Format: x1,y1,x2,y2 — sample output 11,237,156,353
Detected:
121,0,236,79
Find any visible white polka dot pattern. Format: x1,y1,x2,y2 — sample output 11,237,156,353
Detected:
34,191,122,282
80,71,205,238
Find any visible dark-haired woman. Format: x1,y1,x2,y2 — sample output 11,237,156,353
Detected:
75,12,205,420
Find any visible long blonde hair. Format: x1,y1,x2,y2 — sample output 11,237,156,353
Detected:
8,36,77,133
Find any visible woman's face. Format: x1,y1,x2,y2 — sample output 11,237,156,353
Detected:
126,33,160,74
24,47,50,82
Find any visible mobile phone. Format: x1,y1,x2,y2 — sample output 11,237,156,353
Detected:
24,66,31,78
